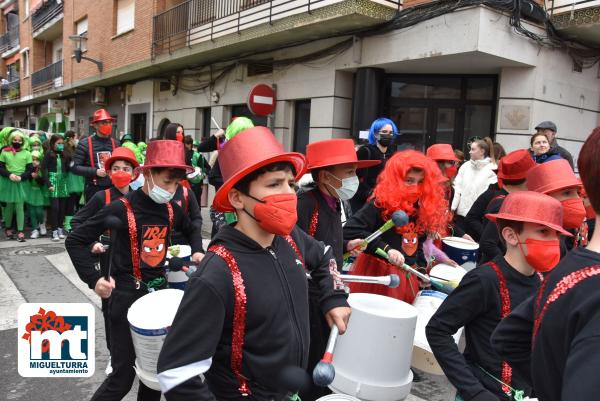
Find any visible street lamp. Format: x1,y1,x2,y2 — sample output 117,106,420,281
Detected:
69,34,103,72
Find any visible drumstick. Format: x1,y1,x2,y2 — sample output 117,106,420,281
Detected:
375,248,457,295
211,117,221,130
340,274,400,288
312,325,339,386
343,210,409,260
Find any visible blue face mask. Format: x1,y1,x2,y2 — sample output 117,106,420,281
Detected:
148,173,175,204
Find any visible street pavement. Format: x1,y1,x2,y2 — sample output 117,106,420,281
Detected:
0,232,456,401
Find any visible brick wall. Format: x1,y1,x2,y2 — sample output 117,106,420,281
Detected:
18,0,31,97
63,0,155,86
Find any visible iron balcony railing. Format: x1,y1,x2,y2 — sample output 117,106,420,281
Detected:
0,27,19,54
31,59,62,88
546,0,600,16
32,0,64,33
0,79,19,100
152,0,401,57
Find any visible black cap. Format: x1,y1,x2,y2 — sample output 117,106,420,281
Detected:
535,121,557,132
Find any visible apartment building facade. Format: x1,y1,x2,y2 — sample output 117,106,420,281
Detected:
0,0,597,161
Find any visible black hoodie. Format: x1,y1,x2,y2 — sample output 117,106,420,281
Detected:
157,224,348,401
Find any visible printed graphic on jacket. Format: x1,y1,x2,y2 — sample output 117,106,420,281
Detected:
402,223,418,256
141,225,168,267
97,151,111,170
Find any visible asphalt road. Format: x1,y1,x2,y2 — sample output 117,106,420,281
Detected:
0,234,455,401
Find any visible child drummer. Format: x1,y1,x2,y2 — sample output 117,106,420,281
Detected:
66,140,204,401
426,191,571,401
157,126,351,400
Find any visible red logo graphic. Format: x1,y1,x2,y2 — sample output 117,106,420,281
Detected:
401,223,419,256
141,225,167,267
22,308,72,353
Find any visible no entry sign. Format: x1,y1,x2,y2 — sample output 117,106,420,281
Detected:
247,84,276,116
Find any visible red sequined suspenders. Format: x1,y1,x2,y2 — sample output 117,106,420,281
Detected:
533,265,600,345
207,235,305,396
119,198,173,288
308,193,319,237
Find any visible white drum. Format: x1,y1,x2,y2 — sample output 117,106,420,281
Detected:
317,395,361,401
166,245,192,290
330,293,417,401
127,289,184,391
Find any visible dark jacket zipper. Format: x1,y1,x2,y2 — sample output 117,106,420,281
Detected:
266,246,304,367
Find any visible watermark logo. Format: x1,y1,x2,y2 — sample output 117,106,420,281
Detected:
18,303,95,377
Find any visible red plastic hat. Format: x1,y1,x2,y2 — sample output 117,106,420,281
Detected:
213,126,306,212
486,191,572,236
306,139,380,170
497,149,535,180
104,147,140,179
426,144,459,162
139,140,194,174
91,109,116,124
526,159,581,194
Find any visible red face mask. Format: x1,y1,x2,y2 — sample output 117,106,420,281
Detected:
110,171,132,188
98,124,112,136
585,204,596,220
444,165,458,179
404,184,422,204
176,132,184,142
518,237,561,273
246,193,298,236
561,198,586,229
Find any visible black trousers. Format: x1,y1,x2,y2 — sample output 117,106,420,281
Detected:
99,250,111,352
49,197,68,230
91,288,162,401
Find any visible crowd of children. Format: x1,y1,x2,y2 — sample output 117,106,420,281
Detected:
3,106,591,401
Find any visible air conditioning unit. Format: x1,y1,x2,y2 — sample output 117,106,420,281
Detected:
92,87,106,105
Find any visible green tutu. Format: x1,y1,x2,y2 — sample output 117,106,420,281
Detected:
48,172,69,198
66,172,85,194
24,181,49,207
0,177,26,203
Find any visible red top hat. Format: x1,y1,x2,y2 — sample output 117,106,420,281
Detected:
91,109,116,124
497,149,535,180
306,139,380,170
139,140,194,174
486,191,572,236
104,147,140,179
213,126,306,212
426,144,459,162
526,159,581,194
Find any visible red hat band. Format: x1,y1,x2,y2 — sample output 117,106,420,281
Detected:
306,139,380,170
486,191,571,236
497,149,536,180
141,140,193,173
426,144,459,162
526,159,581,194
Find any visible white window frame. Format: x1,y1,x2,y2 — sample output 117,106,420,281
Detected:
20,47,30,77
76,17,88,51
115,0,135,36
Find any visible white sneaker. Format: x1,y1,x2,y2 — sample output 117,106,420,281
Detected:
30,229,40,239
58,228,65,239
39,224,47,236
52,230,60,241
105,357,112,375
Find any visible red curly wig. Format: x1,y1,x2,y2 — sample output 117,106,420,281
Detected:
372,150,450,235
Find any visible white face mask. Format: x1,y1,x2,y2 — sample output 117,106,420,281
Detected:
327,172,359,201
148,173,175,204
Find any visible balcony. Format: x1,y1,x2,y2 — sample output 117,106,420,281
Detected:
152,0,401,57
0,27,19,58
31,59,63,93
0,79,19,101
546,0,600,46
31,0,64,40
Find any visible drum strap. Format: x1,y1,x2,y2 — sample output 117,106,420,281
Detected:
207,236,306,396
182,186,189,214
104,188,111,205
487,261,513,395
533,264,600,346
120,198,173,287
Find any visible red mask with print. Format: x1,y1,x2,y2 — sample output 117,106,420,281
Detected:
561,198,586,229
246,193,298,236
401,226,418,256
98,124,112,136
141,226,167,267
